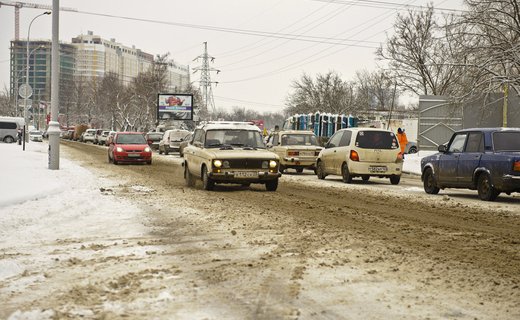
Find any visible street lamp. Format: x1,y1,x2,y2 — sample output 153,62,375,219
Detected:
24,11,51,147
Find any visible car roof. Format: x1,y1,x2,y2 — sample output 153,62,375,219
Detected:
456,127,520,133
279,130,315,135
337,127,394,133
116,132,144,135
200,121,261,131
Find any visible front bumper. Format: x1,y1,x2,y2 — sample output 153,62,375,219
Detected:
208,170,281,183
499,174,520,192
114,152,152,162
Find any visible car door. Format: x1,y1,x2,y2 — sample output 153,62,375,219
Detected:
438,133,467,186
321,131,343,173
334,130,352,174
457,132,484,186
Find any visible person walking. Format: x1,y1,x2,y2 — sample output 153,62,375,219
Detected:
397,128,408,155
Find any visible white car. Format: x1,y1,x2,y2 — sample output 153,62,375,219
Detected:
158,129,190,155
82,129,97,143
29,130,43,142
316,127,403,184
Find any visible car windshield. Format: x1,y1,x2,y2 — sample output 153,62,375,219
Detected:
355,131,399,149
116,134,147,144
30,131,42,135
281,134,318,146
205,129,265,148
493,131,520,152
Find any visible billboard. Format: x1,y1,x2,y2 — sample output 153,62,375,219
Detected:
157,94,193,120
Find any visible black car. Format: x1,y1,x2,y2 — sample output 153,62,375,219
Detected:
421,128,520,201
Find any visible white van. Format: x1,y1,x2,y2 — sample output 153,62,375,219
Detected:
0,117,25,143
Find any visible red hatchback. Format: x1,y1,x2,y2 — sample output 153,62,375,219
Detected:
108,132,152,165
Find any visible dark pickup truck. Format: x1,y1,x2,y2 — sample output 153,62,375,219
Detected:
421,128,520,201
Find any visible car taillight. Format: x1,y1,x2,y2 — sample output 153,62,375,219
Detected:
513,160,520,172
396,153,404,163
350,150,359,161
287,151,299,156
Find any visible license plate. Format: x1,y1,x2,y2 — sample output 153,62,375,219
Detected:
299,151,315,157
128,153,141,158
369,166,387,173
234,171,258,178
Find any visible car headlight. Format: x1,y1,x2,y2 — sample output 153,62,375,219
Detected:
213,160,222,168
269,160,277,168
116,147,124,152
144,147,151,152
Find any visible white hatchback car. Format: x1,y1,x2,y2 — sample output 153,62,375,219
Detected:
316,128,403,184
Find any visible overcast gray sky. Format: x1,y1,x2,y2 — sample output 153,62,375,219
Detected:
0,0,464,113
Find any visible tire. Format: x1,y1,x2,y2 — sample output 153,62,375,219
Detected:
147,160,152,165
423,168,440,194
316,161,327,180
361,175,370,182
165,149,169,155
390,175,401,185
408,146,418,154
185,163,196,187
113,159,118,165
202,166,215,191
477,173,500,201
265,179,278,191
341,163,352,183
159,148,163,155
4,136,15,143
296,168,304,173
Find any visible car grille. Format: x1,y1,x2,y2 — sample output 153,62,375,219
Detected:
223,159,268,169
125,149,142,153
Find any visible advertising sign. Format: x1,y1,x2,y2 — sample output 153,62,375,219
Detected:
157,94,193,120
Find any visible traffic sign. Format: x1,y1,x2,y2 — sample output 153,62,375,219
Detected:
19,84,33,99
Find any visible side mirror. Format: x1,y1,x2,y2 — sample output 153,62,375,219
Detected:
193,141,202,148
438,144,447,153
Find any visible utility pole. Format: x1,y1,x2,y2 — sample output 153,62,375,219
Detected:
193,42,219,119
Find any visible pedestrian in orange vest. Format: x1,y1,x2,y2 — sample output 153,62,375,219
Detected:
397,128,408,155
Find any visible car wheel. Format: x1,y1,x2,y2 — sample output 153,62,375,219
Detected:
202,166,215,191
165,150,169,155
159,148,163,155
408,146,418,154
179,151,184,157
477,173,500,201
390,175,401,185
316,161,327,180
361,175,370,182
296,168,304,173
265,179,278,191
147,160,152,165
4,136,15,143
341,163,352,183
185,163,196,187
423,168,440,194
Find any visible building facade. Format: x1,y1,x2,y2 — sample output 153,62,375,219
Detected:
9,40,75,117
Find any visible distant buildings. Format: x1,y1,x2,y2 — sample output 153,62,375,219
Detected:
9,31,190,114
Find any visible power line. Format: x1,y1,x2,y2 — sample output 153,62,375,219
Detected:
214,95,285,108
311,0,467,13
70,9,377,46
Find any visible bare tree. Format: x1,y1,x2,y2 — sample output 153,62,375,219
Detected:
377,6,464,96
285,71,355,115
354,69,398,111
0,86,15,117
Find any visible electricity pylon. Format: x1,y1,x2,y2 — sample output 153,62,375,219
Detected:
193,42,219,118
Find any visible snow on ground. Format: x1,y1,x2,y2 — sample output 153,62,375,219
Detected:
0,142,146,286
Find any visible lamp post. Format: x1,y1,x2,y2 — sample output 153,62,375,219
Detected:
23,11,51,148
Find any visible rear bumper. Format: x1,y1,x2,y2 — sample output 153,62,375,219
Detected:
499,174,520,192
280,157,316,168
348,161,402,176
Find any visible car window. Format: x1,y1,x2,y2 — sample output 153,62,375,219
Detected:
465,132,484,153
327,132,343,148
493,131,520,152
280,134,318,146
193,129,203,145
116,134,147,144
448,133,467,153
272,134,279,146
355,131,398,149
339,130,352,147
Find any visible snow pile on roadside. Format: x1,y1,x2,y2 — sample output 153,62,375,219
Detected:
0,142,146,281
403,151,437,175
